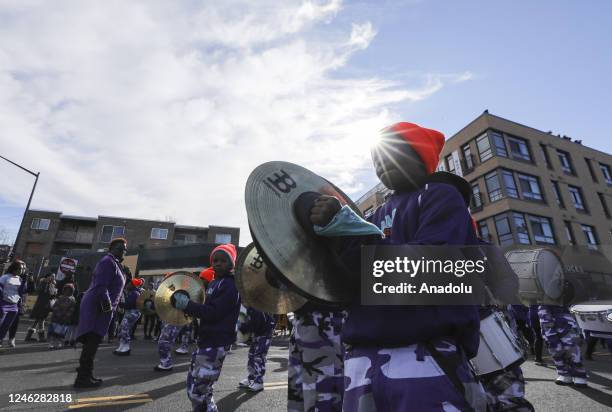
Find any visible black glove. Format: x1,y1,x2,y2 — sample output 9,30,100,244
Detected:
100,297,112,313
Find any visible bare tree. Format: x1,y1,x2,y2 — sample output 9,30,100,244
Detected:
0,226,11,245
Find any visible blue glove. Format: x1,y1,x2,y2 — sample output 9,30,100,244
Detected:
314,205,384,237
173,293,190,310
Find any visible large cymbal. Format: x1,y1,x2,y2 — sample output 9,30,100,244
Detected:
154,271,205,326
245,161,359,304
236,243,307,314
136,290,156,315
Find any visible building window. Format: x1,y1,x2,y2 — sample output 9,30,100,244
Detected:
513,212,531,244
557,149,574,175
568,185,586,211
30,218,50,230
581,224,598,249
446,154,456,174
471,183,483,210
540,144,552,169
551,181,564,208
462,144,474,171
585,158,598,182
507,135,531,162
476,133,493,162
494,214,514,246
364,207,375,219
485,171,503,202
517,173,543,201
564,221,575,245
478,220,491,241
101,225,125,242
600,163,612,185
501,170,519,198
598,193,611,218
491,131,507,157
151,228,169,240
528,215,555,244
215,233,232,244
175,233,197,245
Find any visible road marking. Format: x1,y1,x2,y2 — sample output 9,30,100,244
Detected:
68,398,152,409
264,381,288,389
75,393,150,402
68,394,152,409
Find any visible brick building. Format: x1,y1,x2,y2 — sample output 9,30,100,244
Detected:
13,210,239,276
356,111,612,264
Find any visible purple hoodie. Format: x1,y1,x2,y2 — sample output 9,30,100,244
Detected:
341,182,481,358
184,274,241,348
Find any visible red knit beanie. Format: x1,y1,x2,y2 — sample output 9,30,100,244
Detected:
200,267,216,282
387,122,445,174
132,278,144,287
210,243,237,268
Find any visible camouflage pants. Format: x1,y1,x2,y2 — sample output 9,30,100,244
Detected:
119,309,141,347
288,311,345,412
248,334,273,384
538,307,586,378
480,308,533,412
481,366,534,412
343,338,488,412
158,323,182,368
187,346,228,412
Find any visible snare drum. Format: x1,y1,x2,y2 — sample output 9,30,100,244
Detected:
570,301,612,339
471,310,525,377
505,248,564,305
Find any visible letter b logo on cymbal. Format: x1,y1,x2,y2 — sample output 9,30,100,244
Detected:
266,169,297,194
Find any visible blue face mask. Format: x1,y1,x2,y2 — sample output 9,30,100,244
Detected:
314,205,384,237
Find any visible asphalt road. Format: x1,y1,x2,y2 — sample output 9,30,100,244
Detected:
2,319,612,411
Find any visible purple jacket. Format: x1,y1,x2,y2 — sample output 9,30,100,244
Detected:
184,275,240,348
76,254,126,339
341,182,481,358
241,307,278,337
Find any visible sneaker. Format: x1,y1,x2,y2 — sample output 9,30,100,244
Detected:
534,359,546,366
239,378,251,388
247,382,264,392
112,349,131,356
555,375,573,386
573,377,588,388
9,338,15,348
154,364,173,372
175,347,189,355
74,376,102,389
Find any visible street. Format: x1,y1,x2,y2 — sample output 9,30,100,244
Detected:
2,319,612,411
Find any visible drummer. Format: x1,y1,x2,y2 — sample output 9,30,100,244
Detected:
307,122,487,411
113,277,144,356
538,281,587,387
172,244,241,411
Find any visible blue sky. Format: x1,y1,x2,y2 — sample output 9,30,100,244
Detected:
337,0,612,153
0,1,610,246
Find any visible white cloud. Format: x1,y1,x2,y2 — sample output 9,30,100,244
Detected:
0,1,471,245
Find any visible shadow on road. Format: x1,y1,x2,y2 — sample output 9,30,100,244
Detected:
216,389,259,411
268,356,288,373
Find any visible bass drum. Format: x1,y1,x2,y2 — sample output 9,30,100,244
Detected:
505,248,564,305
471,310,525,377
570,301,612,339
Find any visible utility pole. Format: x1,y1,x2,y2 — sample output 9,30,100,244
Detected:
0,155,40,260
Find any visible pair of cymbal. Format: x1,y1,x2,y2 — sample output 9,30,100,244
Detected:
242,161,360,310
154,271,205,326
